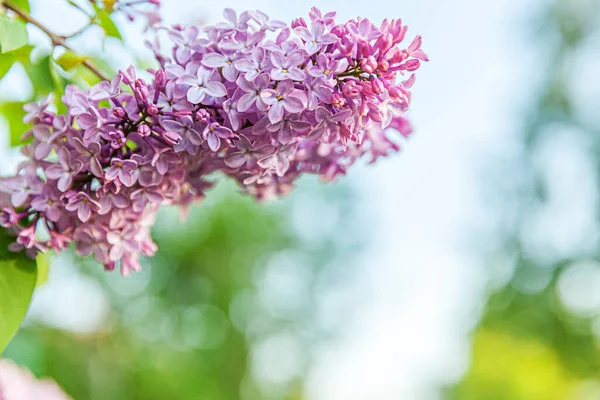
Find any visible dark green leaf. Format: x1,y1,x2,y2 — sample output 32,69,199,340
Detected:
0,14,28,53
96,10,122,39
0,229,37,354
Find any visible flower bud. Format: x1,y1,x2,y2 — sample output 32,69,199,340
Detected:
147,103,159,116
155,69,167,89
291,17,307,29
331,92,346,108
17,225,36,249
292,17,307,29
195,109,211,123
342,80,363,97
330,25,345,38
135,87,149,102
0,208,18,227
378,60,390,72
137,124,151,137
135,79,147,90
375,33,393,53
371,79,385,95
113,107,126,119
163,131,182,145
49,231,70,251
404,59,420,71
361,56,378,74
387,85,409,104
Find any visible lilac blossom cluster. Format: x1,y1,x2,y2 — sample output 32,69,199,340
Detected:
0,7,427,275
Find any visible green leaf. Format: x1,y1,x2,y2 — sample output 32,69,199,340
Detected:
0,52,17,80
0,14,28,53
9,0,31,13
0,45,30,81
49,61,68,114
0,230,37,354
35,252,49,287
72,56,113,87
24,56,54,94
55,50,89,71
96,10,122,39
0,102,29,147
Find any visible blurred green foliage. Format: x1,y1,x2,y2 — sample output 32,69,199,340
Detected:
449,0,600,398
0,2,364,398
4,182,359,399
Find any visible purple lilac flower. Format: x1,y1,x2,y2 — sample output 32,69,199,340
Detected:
45,147,83,192
178,67,227,103
293,20,338,55
201,51,240,82
204,123,233,151
90,75,122,101
236,74,270,112
234,47,271,81
0,7,427,275
162,116,204,146
269,51,305,81
105,158,138,187
65,192,100,222
224,135,274,168
260,79,306,123
307,106,353,140
31,185,62,221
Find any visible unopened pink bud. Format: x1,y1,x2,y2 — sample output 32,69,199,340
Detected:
113,107,126,119
147,103,159,116
137,124,151,137
371,79,385,94
135,87,149,102
361,56,378,74
387,85,409,104
155,69,167,89
196,109,211,123
135,79,147,89
330,25,345,37
378,60,389,72
376,33,393,53
342,80,363,97
291,17,307,29
404,59,420,71
163,131,182,145
331,92,346,108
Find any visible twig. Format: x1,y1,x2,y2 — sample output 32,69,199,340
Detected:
3,1,110,81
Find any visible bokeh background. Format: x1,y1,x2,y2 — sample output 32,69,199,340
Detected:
2,0,600,398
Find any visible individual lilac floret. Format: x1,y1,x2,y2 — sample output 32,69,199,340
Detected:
0,6,427,276
178,67,227,103
260,80,306,123
293,20,338,55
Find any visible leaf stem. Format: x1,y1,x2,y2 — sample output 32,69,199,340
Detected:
3,1,110,81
